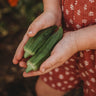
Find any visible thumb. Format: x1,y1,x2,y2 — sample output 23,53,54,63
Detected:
40,54,60,72
27,12,55,37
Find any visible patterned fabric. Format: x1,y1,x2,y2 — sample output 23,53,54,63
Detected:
40,0,96,96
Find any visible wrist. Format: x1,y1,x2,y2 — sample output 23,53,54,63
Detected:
43,0,61,14
63,32,78,53
44,7,61,18
75,25,96,51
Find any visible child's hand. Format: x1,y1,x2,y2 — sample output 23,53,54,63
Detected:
13,8,62,65
23,32,78,77
23,25,96,77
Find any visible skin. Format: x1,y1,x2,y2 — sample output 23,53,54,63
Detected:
13,0,61,64
35,78,65,96
16,25,96,77
13,0,96,96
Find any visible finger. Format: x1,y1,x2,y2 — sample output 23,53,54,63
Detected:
13,34,29,64
19,61,27,68
23,71,43,77
27,12,56,37
23,62,63,77
13,59,18,64
13,42,24,64
44,62,63,73
40,54,60,72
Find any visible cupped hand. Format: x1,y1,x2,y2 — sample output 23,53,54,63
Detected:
12,9,62,65
23,32,78,77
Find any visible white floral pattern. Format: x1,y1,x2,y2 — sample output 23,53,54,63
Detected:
89,0,95,3
41,0,96,94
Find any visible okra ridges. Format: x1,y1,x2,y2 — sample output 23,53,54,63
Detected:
24,26,63,72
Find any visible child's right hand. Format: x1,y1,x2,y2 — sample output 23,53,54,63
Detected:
13,6,62,66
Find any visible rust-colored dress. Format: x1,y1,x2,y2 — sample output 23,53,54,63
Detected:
40,0,96,96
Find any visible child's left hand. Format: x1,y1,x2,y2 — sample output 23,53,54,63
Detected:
22,31,78,77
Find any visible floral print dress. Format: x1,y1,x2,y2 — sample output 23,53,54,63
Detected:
40,0,96,96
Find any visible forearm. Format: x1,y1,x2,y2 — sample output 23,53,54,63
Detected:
75,25,96,51
43,0,61,13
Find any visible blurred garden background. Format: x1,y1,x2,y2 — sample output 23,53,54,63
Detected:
0,0,83,96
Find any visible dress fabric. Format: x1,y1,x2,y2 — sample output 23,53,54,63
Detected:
40,0,96,96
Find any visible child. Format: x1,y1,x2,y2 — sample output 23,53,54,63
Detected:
13,0,96,96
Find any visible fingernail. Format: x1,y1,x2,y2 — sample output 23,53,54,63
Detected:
41,68,45,72
28,31,32,34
